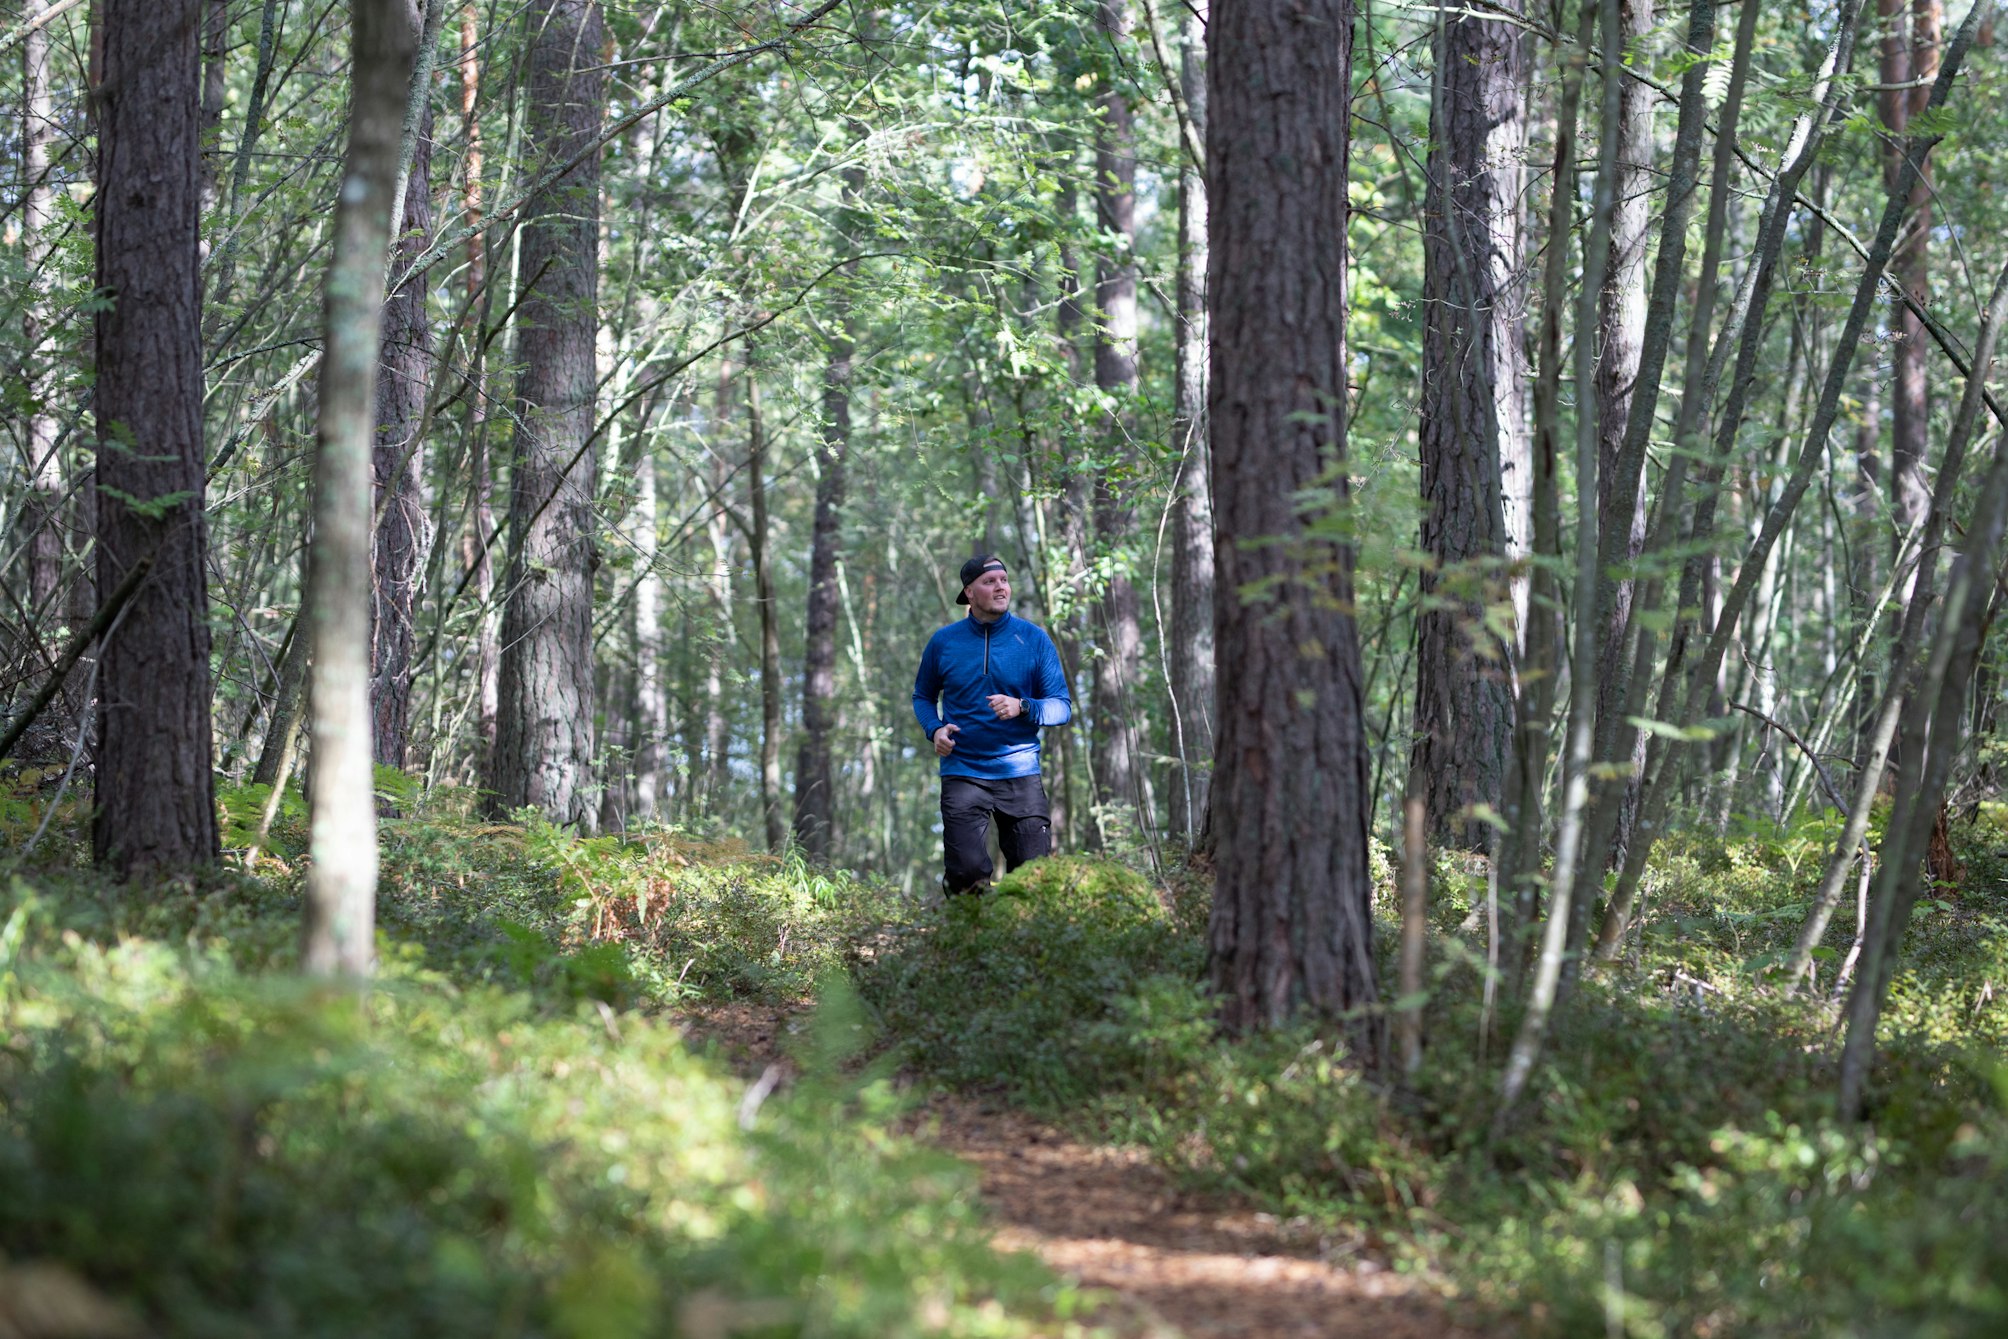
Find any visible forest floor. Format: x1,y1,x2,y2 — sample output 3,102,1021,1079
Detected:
681,1002,1489,1339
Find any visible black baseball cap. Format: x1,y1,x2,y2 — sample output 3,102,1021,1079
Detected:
955,554,1008,604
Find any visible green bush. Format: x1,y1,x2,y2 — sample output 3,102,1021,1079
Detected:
852,855,1203,1103
0,872,1078,1339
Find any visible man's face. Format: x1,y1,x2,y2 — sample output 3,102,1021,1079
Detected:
966,567,1011,614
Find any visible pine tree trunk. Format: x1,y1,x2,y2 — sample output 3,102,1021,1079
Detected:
21,0,64,616
1585,0,1656,847
1409,0,1527,852
303,0,415,975
370,91,436,771
92,0,221,876
1167,0,1214,847
793,289,854,858
1207,0,1377,1037
1091,0,1150,837
748,365,785,853
486,0,604,829
632,449,669,819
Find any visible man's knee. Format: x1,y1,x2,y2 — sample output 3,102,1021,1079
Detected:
1001,814,1052,870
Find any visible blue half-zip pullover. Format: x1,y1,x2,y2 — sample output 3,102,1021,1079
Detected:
912,610,1073,778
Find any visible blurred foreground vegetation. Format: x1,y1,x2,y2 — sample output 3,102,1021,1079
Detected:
5,778,2008,1336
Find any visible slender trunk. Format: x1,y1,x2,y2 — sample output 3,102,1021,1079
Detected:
1092,0,1149,835
1583,0,1657,858
1602,0,1977,950
748,363,785,853
792,234,857,857
485,0,605,829
1409,0,1526,852
1837,402,2008,1119
1498,0,1625,1120
632,447,668,819
703,409,733,809
21,0,64,613
254,613,308,788
303,0,414,975
1784,259,2008,989
460,5,500,768
1571,0,1718,925
1207,0,1377,1039
1167,0,1214,846
370,85,436,771
93,0,221,876
1500,7,1589,936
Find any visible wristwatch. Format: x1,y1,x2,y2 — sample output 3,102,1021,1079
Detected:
1018,697,1029,719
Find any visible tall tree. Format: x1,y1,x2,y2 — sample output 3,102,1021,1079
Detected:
793,154,862,858
1207,0,1377,1035
20,0,64,614
304,0,417,975
1408,0,1528,851
486,0,606,828
92,0,221,875
1166,0,1214,846
370,0,440,770
1090,0,1149,835
1584,0,1656,847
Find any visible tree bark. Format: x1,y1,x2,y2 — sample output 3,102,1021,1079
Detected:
486,0,604,829
1207,0,1377,1038
1091,0,1149,836
21,0,64,615
1167,0,1214,847
632,446,669,819
793,295,855,859
1584,0,1656,851
303,0,415,976
748,361,785,853
370,78,436,771
1881,0,1938,556
1498,0,1627,1118
92,0,221,876
1408,0,1526,852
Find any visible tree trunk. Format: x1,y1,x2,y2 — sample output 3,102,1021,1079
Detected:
632,447,669,819
1091,0,1150,837
1167,0,1214,847
793,299,854,859
748,363,786,853
1499,0,1627,1117
1881,0,1938,559
92,0,221,876
370,84,436,771
459,0,500,768
1207,0,1377,1038
21,0,64,615
485,0,604,829
1585,0,1656,851
1408,0,1526,852
303,0,414,976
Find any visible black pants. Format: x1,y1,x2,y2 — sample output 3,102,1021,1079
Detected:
941,774,1052,895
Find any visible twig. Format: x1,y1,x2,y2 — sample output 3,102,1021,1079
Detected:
0,552,154,764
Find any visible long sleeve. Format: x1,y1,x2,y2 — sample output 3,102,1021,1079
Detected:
1022,628,1073,727
912,636,946,737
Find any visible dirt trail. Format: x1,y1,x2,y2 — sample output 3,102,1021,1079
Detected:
680,1003,1489,1339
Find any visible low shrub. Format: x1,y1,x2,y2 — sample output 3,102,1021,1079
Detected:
0,869,1081,1339
852,855,1204,1103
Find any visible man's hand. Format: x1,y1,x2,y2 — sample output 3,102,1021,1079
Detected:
986,694,1025,721
933,723,960,756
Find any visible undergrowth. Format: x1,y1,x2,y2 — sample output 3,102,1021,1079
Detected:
0,786,1088,1339
852,810,2008,1337
8,768,2008,1337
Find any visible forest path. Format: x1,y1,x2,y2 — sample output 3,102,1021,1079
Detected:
679,1003,1490,1339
